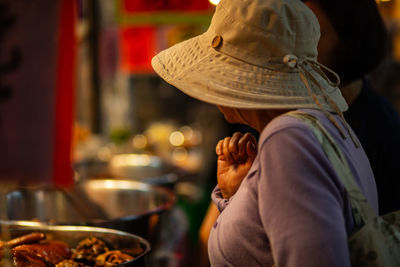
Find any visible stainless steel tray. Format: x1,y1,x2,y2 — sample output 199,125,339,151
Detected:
0,221,151,266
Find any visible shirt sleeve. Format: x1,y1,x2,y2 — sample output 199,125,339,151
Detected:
211,185,231,212
257,125,351,267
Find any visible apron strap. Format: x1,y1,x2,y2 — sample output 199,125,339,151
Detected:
285,110,376,228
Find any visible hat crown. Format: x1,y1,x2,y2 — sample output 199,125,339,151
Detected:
208,0,320,67
151,0,348,113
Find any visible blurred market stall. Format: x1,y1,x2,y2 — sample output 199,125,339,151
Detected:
2,0,400,267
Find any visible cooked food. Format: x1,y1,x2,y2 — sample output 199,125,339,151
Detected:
55,259,84,267
95,250,133,266
71,237,109,265
0,232,46,249
0,233,138,266
0,232,46,259
12,240,71,266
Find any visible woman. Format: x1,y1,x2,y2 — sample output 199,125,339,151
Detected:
199,1,393,264
151,0,378,266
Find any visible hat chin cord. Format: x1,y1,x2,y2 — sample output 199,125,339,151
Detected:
283,54,360,148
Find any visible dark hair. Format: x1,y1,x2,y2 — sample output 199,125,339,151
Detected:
302,0,388,84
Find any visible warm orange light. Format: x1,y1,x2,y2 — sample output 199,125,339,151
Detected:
132,134,147,150
170,131,185,146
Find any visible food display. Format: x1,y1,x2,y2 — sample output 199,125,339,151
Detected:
0,232,138,266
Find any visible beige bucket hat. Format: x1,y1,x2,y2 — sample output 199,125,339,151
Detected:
151,0,348,112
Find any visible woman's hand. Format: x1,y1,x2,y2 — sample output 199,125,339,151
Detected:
216,132,257,199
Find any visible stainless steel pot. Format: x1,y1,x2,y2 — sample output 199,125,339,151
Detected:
0,221,151,266
1,179,175,242
74,154,180,187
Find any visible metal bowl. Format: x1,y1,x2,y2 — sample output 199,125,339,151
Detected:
1,179,175,241
0,221,151,266
74,154,179,186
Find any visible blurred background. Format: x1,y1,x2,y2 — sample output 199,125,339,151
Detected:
0,0,400,266
0,1,226,266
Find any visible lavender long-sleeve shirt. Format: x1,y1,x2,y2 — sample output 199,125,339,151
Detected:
208,109,378,267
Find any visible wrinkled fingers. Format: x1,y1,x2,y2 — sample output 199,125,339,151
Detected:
238,133,257,156
222,137,233,162
216,139,224,156
246,140,257,158
229,132,243,157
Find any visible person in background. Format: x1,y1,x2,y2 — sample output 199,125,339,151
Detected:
302,0,400,215
152,0,377,265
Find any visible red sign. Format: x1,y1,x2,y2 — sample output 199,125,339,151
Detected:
120,26,156,73
122,0,211,12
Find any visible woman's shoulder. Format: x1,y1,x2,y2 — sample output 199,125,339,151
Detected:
259,109,321,145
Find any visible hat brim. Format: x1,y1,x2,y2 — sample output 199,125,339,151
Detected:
151,31,348,112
